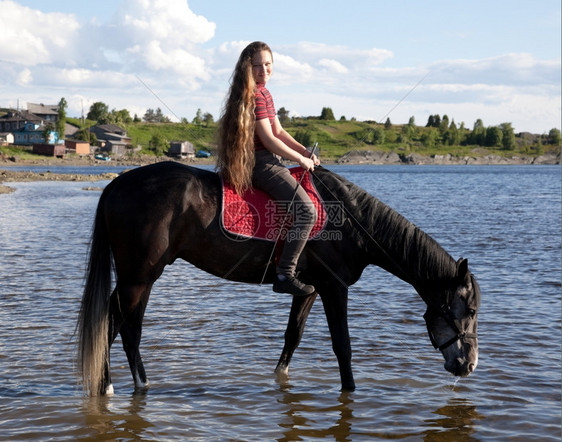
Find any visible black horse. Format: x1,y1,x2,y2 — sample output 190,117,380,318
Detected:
77,162,480,396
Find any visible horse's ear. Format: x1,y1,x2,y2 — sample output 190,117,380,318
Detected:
456,258,469,280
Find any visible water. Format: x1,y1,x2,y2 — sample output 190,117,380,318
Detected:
0,165,560,440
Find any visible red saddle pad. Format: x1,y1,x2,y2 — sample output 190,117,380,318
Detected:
221,167,327,241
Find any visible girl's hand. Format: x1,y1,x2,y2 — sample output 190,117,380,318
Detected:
299,156,315,171
310,153,320,166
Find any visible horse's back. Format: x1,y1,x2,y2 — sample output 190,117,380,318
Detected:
100,162,221,270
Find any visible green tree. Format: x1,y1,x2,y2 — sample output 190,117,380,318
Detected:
485,126,503,147
203,112,214,126
143,107,170,123
320,107,335,120
547,128,561,145
439,115,449,135
56,97,67,140
372,127,385,145
422,128,438,148
148,132,168,155
470,119,486,145
401,122,414,141
87,102,109,124
75,129,96,145
42,122,56,143
444,120,460,146
192,108,203,125
384,117,392,129
107,108,132,125
277,107,290,125
426,114,441,128
294,129,314,147
499,122,516,150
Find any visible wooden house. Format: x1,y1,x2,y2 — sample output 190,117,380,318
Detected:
65,140,91,155
33,143,65,158
90,124,132,157
169,141,195,158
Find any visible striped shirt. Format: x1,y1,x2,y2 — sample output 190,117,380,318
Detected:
254,83,276,151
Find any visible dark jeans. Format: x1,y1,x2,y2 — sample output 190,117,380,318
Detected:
252,150,317,277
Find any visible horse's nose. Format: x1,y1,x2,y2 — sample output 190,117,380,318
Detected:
468,362,476,373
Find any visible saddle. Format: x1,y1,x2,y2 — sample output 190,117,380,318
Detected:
221,167,326,241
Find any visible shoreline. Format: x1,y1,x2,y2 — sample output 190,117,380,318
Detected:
1,151,559,194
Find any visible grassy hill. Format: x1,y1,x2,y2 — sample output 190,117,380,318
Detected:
4,115,560,162
121,118,560,161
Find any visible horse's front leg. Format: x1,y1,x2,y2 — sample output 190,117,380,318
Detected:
321,288,355,391
275,293,317,382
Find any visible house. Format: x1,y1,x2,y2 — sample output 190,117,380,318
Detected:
65,139,91,155
90,124,132,157
33,143,65,158
0,104,61,144
0,132,14,145
0,110,42,133
169,141,195,158
27,103,59,124
13,122,58,145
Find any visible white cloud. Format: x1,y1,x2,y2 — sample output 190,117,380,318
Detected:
117,0,215,45
0,2,559,133
16,68,33,86
318,59,348,74
0,0,81,66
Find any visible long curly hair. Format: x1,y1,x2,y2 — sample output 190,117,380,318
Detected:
217,41,272,194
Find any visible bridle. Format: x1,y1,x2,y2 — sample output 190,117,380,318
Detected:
423,296,478,351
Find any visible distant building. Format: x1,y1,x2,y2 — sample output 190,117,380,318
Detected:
169,141,195,158
33,143,65,157
0,132,14,145
65,140,91,155
0,103,61,145
0,110,42,132
13,122,58,145
26,103,59,123
90,124,132,157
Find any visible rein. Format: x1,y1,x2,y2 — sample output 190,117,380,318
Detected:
310,169,478,352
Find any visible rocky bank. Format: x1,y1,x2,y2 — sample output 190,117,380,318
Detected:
335,150,561,165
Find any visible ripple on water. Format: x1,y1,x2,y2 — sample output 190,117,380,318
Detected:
0,167,560,440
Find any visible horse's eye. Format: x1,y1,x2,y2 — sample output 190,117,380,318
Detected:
468,309,476,318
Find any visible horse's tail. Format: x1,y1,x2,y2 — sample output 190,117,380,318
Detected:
77,193,112,396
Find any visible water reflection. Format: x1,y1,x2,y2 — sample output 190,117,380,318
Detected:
0,167,560,440
423,397,483,441
277,388,354,441
82,392,154,439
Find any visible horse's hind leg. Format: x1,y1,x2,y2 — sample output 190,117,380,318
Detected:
95,288,125,396
117,282,153,392
275,293,317,381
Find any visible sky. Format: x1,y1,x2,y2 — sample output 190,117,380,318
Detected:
0,0,560,134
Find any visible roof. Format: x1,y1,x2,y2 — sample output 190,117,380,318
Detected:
0,110,42,122
94,124,126,134
27,103,58,115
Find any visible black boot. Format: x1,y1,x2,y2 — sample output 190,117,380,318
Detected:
273,275,315,296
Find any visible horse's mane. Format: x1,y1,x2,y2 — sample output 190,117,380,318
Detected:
312,167,457,284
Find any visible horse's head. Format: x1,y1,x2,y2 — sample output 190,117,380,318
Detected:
423,258,480,377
